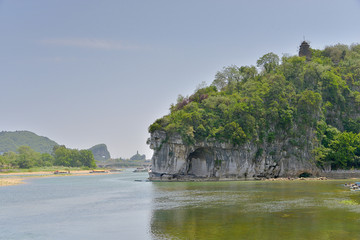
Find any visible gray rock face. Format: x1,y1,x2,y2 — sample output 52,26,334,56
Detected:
89,144,111,161
148,130,320,181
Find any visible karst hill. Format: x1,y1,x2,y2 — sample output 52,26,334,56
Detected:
148,42,360,180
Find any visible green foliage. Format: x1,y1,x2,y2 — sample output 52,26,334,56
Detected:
53,145,96,168
281,55,306,89
257,52,280,73
212,65,257,93
16,146,41,168
323,132,360,169
315,121,360,169
0,145,96,169
297,90,322,125
40,153,54,167
149,43,360,169
78,150,97,168
1,151,17,168
344,117,360,133
323,44,349,65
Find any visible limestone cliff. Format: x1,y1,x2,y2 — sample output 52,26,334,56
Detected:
89,144,111,161
148,130,319,181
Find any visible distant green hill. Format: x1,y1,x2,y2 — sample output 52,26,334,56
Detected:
0,131,58,154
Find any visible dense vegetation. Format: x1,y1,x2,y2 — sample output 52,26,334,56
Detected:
0,131,58,154
149,43,360,170
0,145,97,169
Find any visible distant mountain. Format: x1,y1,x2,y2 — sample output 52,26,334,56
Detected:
0,131,58,154
88,144,111,161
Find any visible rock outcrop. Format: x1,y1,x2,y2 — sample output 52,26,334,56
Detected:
89,144,111,161
148,130,320,181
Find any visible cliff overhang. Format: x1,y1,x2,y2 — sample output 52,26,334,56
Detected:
148,130,320,181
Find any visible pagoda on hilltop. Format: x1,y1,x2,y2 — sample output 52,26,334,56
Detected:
299,40,312,60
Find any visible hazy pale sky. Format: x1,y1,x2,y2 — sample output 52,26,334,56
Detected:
1,0,360,159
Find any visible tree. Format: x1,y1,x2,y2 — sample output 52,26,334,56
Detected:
53,145,96,168
323,44,349,65
212,65,258,93
239,66,257,83
53,145,71,166
257,52,279,73
221,122,247,145
212,65,240,92
0,155,8,168
40,153,54,167
79,150,97,168
16,146,40,168
327,132,360,169
297,90,322,125
2,151,17,168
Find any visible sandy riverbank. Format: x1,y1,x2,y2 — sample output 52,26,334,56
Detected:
0,170,122,187
0,178,25,186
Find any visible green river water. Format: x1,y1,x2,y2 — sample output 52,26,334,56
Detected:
151,179,360,240
1,172,360,239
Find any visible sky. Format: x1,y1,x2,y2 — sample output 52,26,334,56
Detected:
1,0,360,159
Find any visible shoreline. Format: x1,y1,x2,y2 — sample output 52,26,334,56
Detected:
0,170,122,187
2,172,358,187
149,176,360,182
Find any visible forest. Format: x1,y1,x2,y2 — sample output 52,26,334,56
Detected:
0,145,97,169
149,43,360,170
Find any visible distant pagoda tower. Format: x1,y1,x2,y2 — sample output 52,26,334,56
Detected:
299,40,311,60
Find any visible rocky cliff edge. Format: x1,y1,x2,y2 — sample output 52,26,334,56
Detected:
148,130,320,181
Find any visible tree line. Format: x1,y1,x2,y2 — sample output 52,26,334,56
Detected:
0,145,97,169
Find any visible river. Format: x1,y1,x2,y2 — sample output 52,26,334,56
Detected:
1,170,360,240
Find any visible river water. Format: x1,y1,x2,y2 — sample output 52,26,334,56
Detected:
1,170,360,240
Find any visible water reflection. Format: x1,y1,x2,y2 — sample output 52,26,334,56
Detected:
150,180,360,240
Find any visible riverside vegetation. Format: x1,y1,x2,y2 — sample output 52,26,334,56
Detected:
0,145,97,170
0,131,110,169
149,42,360,171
